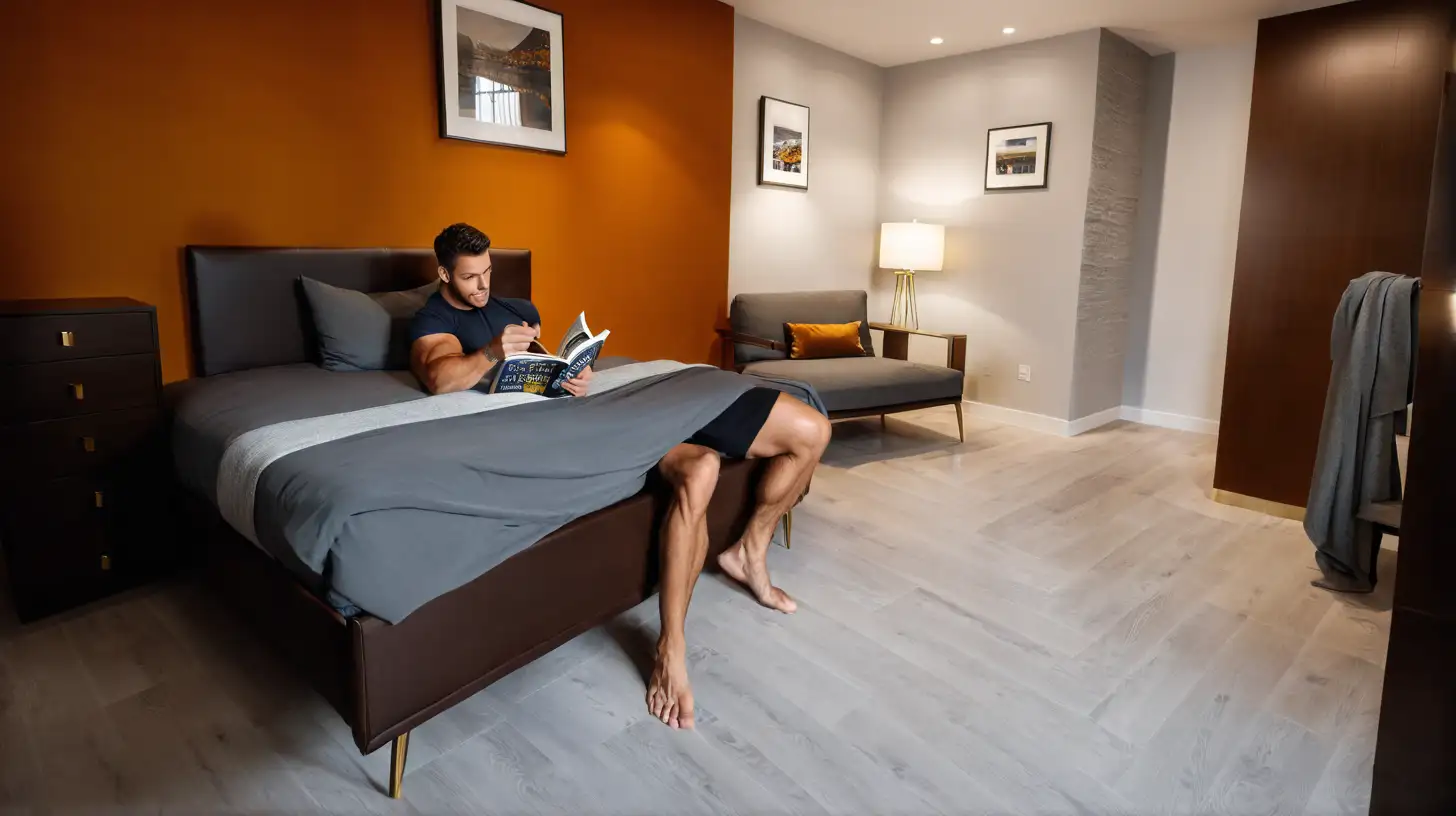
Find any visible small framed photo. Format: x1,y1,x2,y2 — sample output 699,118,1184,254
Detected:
758,96,810,189
436,0,566,154
985,122,1052,190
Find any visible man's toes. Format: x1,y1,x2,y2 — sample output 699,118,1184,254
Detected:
679,700,696,730
775,589,798,613
663,701,677,726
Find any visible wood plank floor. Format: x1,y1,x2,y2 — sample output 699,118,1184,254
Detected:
0,410,1394,815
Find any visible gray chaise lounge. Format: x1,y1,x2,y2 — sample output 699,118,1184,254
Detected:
717,290,968,441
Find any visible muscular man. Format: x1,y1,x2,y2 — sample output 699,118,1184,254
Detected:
409,223,831,730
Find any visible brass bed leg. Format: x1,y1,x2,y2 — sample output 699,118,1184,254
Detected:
389,731,410,799
954,402,964,443
783,510,793,549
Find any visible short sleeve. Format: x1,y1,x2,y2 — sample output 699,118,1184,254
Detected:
408,301,454,345
499,297,541,327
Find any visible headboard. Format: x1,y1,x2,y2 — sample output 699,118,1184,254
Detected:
184,246,531,377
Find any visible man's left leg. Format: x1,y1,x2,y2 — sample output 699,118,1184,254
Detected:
717,393,831,613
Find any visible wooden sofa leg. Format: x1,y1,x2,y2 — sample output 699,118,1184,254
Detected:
389,731,410,799
880,414,886,429
954,402,965,443
783,510,793,549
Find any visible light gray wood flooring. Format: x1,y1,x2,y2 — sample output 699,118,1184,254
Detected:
0,411,1393,815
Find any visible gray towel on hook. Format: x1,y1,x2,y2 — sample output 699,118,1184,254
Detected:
1304,271,1419,591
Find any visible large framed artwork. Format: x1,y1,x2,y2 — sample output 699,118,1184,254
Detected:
435,0,565,154
758,96,810,189
985,122,1051,191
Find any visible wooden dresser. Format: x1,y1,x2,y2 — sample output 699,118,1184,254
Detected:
0,298,167,621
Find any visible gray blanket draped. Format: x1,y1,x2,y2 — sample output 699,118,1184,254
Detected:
1304,271,1419,591
254,366,824,623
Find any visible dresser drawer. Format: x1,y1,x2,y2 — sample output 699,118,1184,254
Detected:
0,476,125,621
0,407,161,481
0,354,157,423
0,311,154,365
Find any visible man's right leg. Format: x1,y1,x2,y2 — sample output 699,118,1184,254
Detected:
647,443,720,730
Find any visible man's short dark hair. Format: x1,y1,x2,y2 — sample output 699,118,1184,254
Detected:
434,223,491,274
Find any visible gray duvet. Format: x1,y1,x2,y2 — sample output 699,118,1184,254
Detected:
169,363,822,623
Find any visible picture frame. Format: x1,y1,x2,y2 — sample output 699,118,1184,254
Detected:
985,122,1052,191
758,96,810,189
435,0,566,154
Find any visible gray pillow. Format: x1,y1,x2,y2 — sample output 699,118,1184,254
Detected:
300,277,437,371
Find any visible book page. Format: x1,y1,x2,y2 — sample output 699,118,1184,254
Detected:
564,329,609,363
556,312,592,359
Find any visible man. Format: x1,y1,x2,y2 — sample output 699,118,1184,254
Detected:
410,223,831,730
408,224,590,397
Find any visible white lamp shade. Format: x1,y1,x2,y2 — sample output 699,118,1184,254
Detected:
879,222,945,271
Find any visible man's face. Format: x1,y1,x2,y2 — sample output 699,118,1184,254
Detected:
442,252,491,308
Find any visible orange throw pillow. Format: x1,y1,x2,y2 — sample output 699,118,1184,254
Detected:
785,321,865,359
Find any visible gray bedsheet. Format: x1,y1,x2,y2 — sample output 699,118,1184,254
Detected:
168,363,824,623
168,364,428,504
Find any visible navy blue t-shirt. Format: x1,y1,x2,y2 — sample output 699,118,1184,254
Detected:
407,292,542,355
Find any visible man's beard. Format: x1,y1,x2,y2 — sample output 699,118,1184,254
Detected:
452,282,487,306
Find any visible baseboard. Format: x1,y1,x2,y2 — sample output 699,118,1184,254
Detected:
1210,488,1306,522
963,400,1221,437
962,401,1075,436
1119,406,1220,435
962,401,1121,437
1067,407,1123,436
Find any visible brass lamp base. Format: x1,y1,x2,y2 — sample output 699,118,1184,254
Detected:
890,269,919,329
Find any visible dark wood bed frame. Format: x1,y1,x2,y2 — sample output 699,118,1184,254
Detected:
177,246,773,798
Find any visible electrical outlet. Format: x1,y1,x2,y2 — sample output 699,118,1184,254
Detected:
1017,364,1032,382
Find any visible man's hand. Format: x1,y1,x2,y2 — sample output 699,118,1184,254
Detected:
562,365,594,397
488,322,539,362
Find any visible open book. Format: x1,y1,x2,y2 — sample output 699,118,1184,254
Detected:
486,312,610,397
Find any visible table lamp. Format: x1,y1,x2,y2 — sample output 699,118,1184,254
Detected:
878,221,944,329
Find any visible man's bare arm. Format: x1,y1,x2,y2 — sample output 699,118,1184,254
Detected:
411,322,541,395
411,333,491,395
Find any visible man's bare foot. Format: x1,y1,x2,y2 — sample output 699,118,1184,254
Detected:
646,642,695,729
717,542,797,613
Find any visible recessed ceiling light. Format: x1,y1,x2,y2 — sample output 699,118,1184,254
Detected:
930,36,944,44
1002,27,1016,34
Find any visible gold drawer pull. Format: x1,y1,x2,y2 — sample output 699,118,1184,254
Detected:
94,490,104,508
82,436,96,452
60,330,75,347
100,554,111,571
70,383,85,401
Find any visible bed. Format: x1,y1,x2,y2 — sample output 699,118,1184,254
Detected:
171,246,776,798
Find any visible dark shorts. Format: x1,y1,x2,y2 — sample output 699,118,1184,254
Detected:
686,387,780,459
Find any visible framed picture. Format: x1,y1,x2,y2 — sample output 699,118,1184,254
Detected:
758,96,810,189
435,0,565,154
985,122,1051,190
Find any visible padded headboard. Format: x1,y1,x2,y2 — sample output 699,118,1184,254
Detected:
184,246,531,377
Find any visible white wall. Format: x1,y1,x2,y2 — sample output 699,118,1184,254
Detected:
1123,53,1175,411
1126,40,1256,426
877,31,1101,420
727,18,1256,432
729,15,883,297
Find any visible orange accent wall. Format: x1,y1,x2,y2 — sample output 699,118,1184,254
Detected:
0,0,734,381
